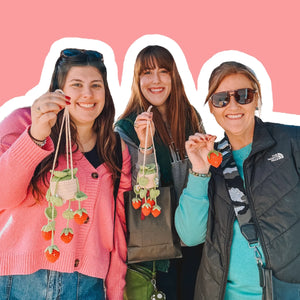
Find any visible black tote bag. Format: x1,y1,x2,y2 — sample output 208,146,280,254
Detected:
124,186,182,264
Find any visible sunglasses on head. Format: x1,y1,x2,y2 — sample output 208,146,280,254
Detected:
60,48,103,61
210,88,256,108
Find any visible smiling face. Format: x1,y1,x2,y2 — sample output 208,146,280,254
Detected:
139,65,172,112
62,66,105,128
209,73,258,149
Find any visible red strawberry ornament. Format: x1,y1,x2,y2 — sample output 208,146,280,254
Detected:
151,205,161,218
74,209,89,225
60,228,74,244
146,198,155,207
207,150,223,168
141,203,152,216
41,224,55,241
45,245,60,263
42,230,54,241
132,198,142,209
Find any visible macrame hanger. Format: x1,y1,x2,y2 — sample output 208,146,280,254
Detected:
141,105,159,179
49,105,73,183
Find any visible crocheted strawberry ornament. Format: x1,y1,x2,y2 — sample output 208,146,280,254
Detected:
207,150,223,168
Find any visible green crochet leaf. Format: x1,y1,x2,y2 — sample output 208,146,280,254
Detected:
50,169,69,178
75,191,88,201
45,189,51,201
45,206,57,220
150,189,160,199
139,189,147,199
62,209,74,220
139,163,156,175
49,195,64,207
42,222,55,232
138,176,149,187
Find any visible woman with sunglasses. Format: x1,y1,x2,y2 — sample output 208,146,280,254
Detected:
175,61,300,299
0,48,131,299
115,45,205,299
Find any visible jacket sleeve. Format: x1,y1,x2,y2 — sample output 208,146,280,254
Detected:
175,173,210,246
105,145,132,300
0,108,54,209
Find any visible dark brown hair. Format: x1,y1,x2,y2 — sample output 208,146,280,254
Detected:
31,49,119,199
118,45,202,159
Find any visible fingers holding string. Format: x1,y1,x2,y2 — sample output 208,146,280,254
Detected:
134,106,155,147
134,105,153,128
33,89,71,115
30,89,71,141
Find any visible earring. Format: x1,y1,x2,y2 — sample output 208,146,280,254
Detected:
255,107,259,111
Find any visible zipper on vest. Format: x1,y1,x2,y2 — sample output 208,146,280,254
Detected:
243,160,270,269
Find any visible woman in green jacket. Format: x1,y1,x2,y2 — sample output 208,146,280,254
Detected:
115,45,205,300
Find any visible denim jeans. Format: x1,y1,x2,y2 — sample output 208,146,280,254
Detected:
0,270,105,300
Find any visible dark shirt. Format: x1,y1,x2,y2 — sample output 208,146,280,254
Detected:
84,145,103,169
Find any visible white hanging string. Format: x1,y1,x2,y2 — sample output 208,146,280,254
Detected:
65,107,74,178
141,106,159,179
49,107,73,182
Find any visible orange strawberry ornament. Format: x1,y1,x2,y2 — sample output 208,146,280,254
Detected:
45,245,60,263
151,205,161,218
141,203,152,216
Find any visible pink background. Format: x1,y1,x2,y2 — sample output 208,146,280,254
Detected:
1,0,299,117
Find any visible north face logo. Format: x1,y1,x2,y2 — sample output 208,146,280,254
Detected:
267,153,284,162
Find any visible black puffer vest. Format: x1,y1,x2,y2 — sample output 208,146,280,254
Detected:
194,118,300,300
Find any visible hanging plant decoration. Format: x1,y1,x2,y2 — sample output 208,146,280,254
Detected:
132,163,161,218
131,106,161,218
41,92,88,263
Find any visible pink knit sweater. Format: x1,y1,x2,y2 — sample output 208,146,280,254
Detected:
0,107,131,300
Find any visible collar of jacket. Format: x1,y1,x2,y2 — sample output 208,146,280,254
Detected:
251,117,276,156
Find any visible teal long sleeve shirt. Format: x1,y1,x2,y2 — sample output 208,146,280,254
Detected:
175,144,264,299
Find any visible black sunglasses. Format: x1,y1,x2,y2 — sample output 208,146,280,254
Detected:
60,48,103,61
210,88,256,108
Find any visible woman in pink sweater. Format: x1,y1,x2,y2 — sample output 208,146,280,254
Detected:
0,48,131,299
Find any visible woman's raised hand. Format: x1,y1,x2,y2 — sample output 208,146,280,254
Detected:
185,133,217,174
30,90,71,141
134,106,155,149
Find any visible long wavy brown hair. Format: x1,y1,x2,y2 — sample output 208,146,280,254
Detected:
118,45,202,159
31,49,119,199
